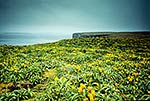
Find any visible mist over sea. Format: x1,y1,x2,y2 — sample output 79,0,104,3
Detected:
0,32,71,45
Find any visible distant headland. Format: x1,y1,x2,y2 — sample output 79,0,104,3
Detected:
72,31,150,38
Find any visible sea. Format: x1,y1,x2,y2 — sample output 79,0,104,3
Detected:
0,32,71,46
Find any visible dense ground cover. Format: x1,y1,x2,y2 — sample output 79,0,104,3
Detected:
0,38,150,100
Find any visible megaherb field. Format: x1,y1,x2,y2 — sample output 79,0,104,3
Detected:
0,38,150,101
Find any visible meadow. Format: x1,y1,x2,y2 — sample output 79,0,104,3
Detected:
0,38,150,100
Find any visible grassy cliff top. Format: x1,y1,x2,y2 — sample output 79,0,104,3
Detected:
0,38,150,100
73,32,150,38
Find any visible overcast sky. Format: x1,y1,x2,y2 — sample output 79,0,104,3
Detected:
0,0,149,33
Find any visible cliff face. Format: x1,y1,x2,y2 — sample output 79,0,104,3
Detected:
72,32,150,38
73,32,111,38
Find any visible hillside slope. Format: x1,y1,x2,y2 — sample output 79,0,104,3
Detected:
0,38,150,100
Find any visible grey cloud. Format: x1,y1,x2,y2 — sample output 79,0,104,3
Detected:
0,0,149,33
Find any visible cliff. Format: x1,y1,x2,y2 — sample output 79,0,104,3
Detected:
72,32,150,38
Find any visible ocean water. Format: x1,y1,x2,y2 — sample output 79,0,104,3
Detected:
0,32,71,46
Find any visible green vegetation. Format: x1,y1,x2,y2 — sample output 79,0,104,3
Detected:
0,38,150,100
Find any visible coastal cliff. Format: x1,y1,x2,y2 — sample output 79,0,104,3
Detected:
72,32,150,38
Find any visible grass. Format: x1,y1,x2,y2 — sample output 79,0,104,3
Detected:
0,37,150,100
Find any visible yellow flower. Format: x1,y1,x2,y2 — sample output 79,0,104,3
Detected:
115,89,119,93
54,77,59,81
129,79,132,82
127,76,132,82
148,76,150,79
98,68,102,73
126,71,129,74
10,67,14,71
135,77,138,81
83,98,89,101
87,86,92,92
113,67,118,71
10,66,18,72
61,77,66,81
103,70,107,75
141,61,145,65
50,90,52,95
115,83,119,87
91,90,96,98
75,65,81,71
89,79,92,83
147,91,150,94
78,87,83,94
80,83,86,89
104,84,108,87
133,86,136,90
71,85,75,90
133,72,138,77
88,93,94,101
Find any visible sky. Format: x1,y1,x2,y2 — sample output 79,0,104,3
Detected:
0,0,149,33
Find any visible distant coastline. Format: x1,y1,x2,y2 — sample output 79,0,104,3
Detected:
0,32,70,46
72,31,150,38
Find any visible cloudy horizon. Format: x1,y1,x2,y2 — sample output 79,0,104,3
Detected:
0,0,149,34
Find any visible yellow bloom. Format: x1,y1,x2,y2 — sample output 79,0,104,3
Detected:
89,79,92,83
61,77,66,81
83,98,89,101
141,61,145,65
87,86,92,92
104,84,108,87
98,68,102,73
54,77,59,81
129,78,132,82
104,70,107,75
75,65,81,71
71,85,75,90
115,83,119,87
147,91,150,94
135,77,138,81
115,89,119,93
78,87,83,94
10,67,14,71
80,83,86,89
91,90,96,98
88,93,94,101
148,76,150,79
127,76,130,79
10,66,18,72
133,72,138,77
133,86,136,90
113,67,118,71
127,76,132,82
